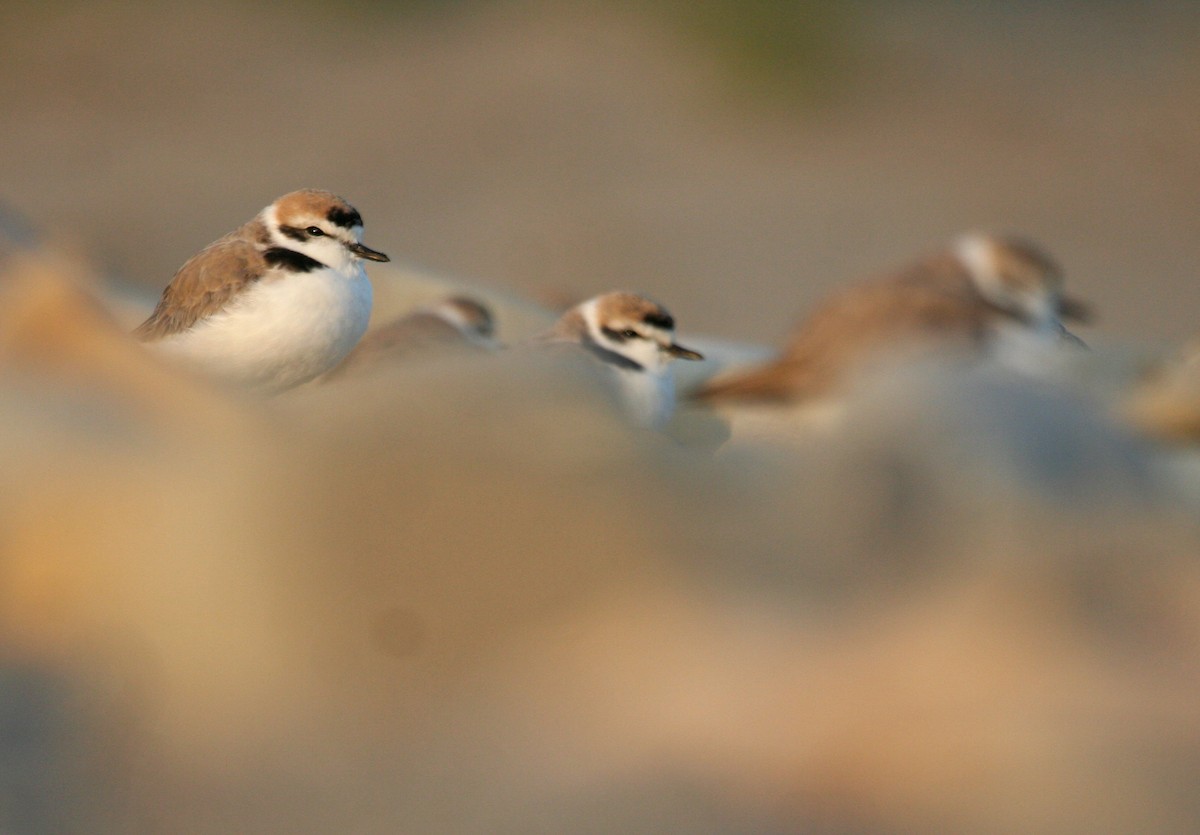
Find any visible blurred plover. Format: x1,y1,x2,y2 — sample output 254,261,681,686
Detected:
693,233,1089,408
135,189,389,392
323,295,497,380
534,291,703,428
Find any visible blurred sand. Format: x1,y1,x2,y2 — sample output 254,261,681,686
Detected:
5,2,1200,832
2,251,1200,832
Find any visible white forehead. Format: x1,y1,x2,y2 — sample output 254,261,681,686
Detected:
262,203,362,242
582,299,671,348
580,297,605,341
954,233,998,284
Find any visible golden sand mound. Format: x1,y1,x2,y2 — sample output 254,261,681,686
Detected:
3,254,1200,833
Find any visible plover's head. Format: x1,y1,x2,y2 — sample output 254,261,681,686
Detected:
577,292,703,372
954,233,1088,329
264,189,390,272
431,296,497,343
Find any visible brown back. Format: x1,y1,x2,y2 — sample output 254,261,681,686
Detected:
135,220,269,342
695,252,992,404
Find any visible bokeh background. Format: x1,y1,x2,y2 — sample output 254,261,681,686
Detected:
4,2,1200,833
2,0,1198,342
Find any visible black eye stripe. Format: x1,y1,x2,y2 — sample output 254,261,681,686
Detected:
602,325,643,342
279,224,331,242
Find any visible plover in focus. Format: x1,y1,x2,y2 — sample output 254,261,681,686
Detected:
136,189,389,392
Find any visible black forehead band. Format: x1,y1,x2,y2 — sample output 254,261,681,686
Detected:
642,311,674,329
326,206,363,229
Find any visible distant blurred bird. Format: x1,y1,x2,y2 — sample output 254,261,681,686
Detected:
0,199,41,261
533,291,703,428
693,233,1090,409
135,189,388,393
323,295,498,380
1123,339,1200,443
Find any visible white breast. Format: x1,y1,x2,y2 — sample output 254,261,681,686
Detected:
612,365,676,429
154,263,373,392
986,319,1074,379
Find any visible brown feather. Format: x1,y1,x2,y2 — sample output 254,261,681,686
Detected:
134,219,269,342
694,252,992,405
535,305,588,344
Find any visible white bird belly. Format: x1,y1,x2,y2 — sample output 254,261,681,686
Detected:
155,267,372,392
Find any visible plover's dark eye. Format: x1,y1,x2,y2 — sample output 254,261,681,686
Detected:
306,226,326,237
621,329,640,339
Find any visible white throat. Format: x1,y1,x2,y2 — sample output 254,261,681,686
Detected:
612,363,675,429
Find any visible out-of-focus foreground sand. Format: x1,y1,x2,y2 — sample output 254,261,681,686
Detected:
4,250,1200,833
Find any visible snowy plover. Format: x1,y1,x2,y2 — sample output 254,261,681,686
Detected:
323,295,497,380
135,189,389,392
534,291,703,428
693,233,1089,408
